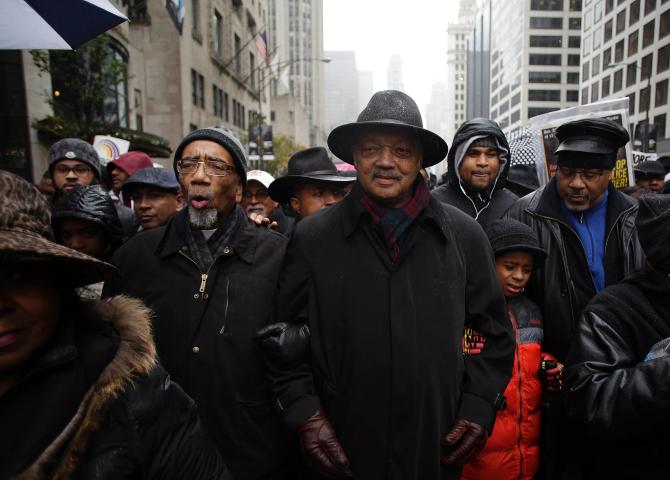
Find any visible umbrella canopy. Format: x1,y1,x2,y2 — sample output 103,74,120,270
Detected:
1,0,127,50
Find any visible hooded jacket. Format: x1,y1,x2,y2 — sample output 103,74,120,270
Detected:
52,185,124,260
432,118,518,227
1,296,227,480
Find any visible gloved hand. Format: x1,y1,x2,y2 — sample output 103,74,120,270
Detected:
441,418,488,465
255,322,310,368
297,410,353,479
540,353,564,392
462,328,487,355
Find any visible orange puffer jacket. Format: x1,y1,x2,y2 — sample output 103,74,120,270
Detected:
461,295,543,480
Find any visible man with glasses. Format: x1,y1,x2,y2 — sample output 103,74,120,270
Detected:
48,138,101,200
104,127,295,479
506,117,644,477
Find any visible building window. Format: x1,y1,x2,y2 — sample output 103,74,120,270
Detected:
529,53,562,65
568,36,581,47
658,79,669,107
582,87,590,104
249,52,256,88
592,82,600,102
640,85,650,112
234,34,242,73
604,19,613,43
569,0,582,11
606,0,615,13
530,35,563,47
614,68,624,91
529,107,559,118
569,17,582,29
530,17,563,28
583,61,590,81
630,0,641,25
629,92,636,114
529,71,562,83
529,89,561,101
627,62,638,87
642,53,653,79
531,0,564,10
628,30,639,57
615,39,625,62
511,92,521,106
658,43,669,72
568,54,581,65
661,9,670,39
602,76,611,96
223,92,229,122
643,20,655,48
592,55,601,75
213,9,223,57
568,71,580,83
191,69,197,105
192,0,200,35
603,47,612,68
655,113,666,138
616,10,626,34
511,110,521,124
645,0,657,15
567,90,579,101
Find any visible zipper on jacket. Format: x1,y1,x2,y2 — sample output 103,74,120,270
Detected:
219,278,230,334
178,250,215,301
510,309,524,479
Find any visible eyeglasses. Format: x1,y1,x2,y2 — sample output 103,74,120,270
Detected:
242,189,270,200
556,167,606,183
176,157,237,177
52,164,92,176
356,142,417,160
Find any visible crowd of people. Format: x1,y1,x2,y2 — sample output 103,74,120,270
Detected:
2,88,670,479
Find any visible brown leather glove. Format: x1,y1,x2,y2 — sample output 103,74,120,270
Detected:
297,410,353,479
441,418,488,465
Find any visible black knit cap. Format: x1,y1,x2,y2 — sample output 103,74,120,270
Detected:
555,117,629,170
636,194,670,272
173,126,248,186
485,219,547,265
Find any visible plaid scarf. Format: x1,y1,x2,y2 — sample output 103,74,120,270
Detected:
360,179,431,263
184,205,244,271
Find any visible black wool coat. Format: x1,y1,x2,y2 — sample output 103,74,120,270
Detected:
566,269,670,478
267,184,515,480
103,208,291,480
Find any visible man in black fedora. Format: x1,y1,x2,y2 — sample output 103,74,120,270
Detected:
506,117,645,478
265,90,514,479
269,146,354,222
634,160,666,194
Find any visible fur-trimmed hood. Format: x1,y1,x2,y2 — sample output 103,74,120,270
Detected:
19,295,156,480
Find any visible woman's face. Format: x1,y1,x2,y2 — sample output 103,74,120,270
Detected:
0,263,61,378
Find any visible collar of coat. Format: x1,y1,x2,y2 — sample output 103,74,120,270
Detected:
154,207,257,265
341,181,452,241
526,177,637,231
19,296,156,480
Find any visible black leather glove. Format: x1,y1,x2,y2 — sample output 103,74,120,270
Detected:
297,410,353,479
441,418,488,465
255,322,310,368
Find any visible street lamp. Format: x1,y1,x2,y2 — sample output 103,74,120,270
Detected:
606,61,652,152
249,57,331,170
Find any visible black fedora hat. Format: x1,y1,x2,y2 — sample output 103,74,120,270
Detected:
269,147,354,204
327,90,449,168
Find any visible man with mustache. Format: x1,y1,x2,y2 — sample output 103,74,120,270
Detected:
432,118,517,228
103,127,295,479
122,167,184,231
505,118,645,478
265,91,514,480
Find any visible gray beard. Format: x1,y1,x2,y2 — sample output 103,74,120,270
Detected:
188,206,219,229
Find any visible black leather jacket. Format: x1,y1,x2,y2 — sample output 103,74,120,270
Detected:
506,179,644,361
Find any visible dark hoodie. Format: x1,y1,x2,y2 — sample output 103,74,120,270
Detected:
433,118,518,228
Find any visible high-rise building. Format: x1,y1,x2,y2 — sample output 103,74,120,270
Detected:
358,70,374,111
324,51,359,134
268,0,326,146
579,0,670,148
488,0,582,133
425,82,450,177
387,55,405,91
466,0,492,120
447,0,476,143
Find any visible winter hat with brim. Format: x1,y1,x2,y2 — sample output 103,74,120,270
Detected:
486,219,547,265
269,147,354,204
634,160,666,177
48,138,101,179
173,127,248,186
555,118,630,170
327,90,449,167
0,170,116,287
636,194,670,273
122,167,181,195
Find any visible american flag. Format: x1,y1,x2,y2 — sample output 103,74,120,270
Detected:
255,31,270,67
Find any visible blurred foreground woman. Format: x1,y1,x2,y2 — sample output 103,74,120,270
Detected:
0,170,227,479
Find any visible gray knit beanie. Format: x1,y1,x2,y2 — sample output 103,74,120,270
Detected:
48,138,101,179
173,127,248,186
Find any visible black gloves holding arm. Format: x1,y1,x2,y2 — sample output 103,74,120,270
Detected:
255,322,310,368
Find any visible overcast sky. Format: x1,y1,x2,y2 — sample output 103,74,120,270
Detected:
323,0,459,113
